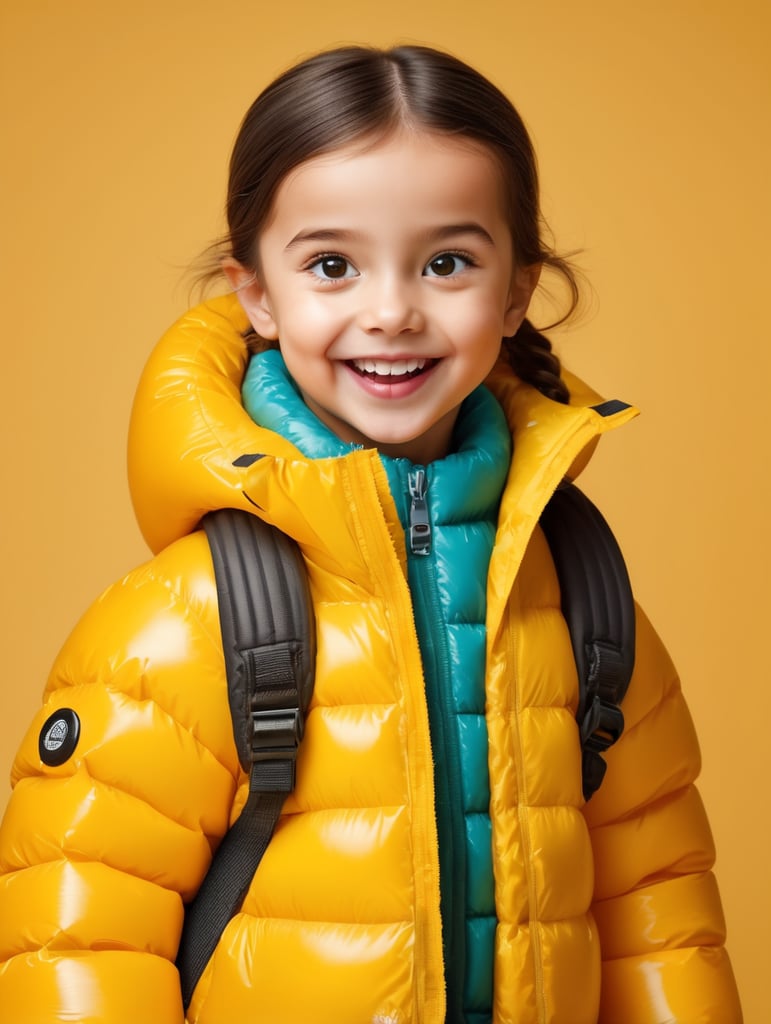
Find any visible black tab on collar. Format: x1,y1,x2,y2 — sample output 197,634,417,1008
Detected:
591,400,631,418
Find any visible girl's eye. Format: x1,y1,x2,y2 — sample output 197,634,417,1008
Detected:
307,255,357,281
424,252,473,278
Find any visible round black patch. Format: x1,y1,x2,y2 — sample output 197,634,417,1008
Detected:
39,708,81,766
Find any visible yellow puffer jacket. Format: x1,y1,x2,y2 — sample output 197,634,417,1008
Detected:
0,294,741,1024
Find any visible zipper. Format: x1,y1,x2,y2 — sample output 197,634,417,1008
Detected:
348,455,446,1020
406,468,467,1022
409,468,432,556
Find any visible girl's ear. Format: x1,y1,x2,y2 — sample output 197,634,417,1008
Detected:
503,263,541,336
222,258,279,341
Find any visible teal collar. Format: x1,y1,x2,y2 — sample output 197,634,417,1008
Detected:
242,349,512,494
242,349,358,459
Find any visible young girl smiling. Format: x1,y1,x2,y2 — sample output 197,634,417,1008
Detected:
0,45,742,1024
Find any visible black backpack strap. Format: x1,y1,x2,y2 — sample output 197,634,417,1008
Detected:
539,483,636,800
176,509,315,1010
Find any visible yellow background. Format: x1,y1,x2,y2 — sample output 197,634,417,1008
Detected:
1,0,768,1018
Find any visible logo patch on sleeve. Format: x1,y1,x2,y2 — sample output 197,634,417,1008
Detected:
39,709,81,766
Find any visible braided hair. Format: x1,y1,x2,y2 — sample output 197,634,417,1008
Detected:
505,319,570,404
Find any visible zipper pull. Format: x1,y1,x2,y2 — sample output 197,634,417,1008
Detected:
408,469,432,556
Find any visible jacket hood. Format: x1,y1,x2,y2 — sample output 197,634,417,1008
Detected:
128,292,638,555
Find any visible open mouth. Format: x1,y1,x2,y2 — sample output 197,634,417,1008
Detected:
348,357,437,381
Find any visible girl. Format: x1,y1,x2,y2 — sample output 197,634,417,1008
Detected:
0,45,742,1024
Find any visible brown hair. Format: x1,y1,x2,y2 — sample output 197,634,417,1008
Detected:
214,45,576,403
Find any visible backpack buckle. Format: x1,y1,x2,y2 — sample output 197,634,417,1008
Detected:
250,707,303,759
579,695,624,755
249,708,303,792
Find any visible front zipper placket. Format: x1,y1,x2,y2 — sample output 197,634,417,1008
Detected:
407,467,468,1024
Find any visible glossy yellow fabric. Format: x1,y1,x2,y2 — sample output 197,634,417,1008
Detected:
0,294,742,1023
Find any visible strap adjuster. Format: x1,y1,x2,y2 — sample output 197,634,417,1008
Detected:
248,708,303,793
250,707,303,762
579,695,624,755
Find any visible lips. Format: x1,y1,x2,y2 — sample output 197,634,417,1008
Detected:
348,357,437,381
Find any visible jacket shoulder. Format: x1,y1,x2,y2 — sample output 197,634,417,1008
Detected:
10,530,239,796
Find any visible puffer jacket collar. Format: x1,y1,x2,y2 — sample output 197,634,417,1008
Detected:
127,293,638,590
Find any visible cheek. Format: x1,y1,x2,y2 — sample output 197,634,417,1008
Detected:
449,304,507,350
278,336,339,387
277,295,346,341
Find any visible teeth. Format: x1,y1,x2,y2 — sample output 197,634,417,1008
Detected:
353,358,427,376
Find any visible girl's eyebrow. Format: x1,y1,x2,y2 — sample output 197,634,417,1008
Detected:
284,228,360,252
284,222,496,252
424,223,496,246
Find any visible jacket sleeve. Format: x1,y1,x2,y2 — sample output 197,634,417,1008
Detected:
583,603,742,1023
0,532,239,1024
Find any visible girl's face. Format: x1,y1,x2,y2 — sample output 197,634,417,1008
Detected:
229,130,538,464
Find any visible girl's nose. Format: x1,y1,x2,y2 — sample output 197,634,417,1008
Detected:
356,275,425,336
